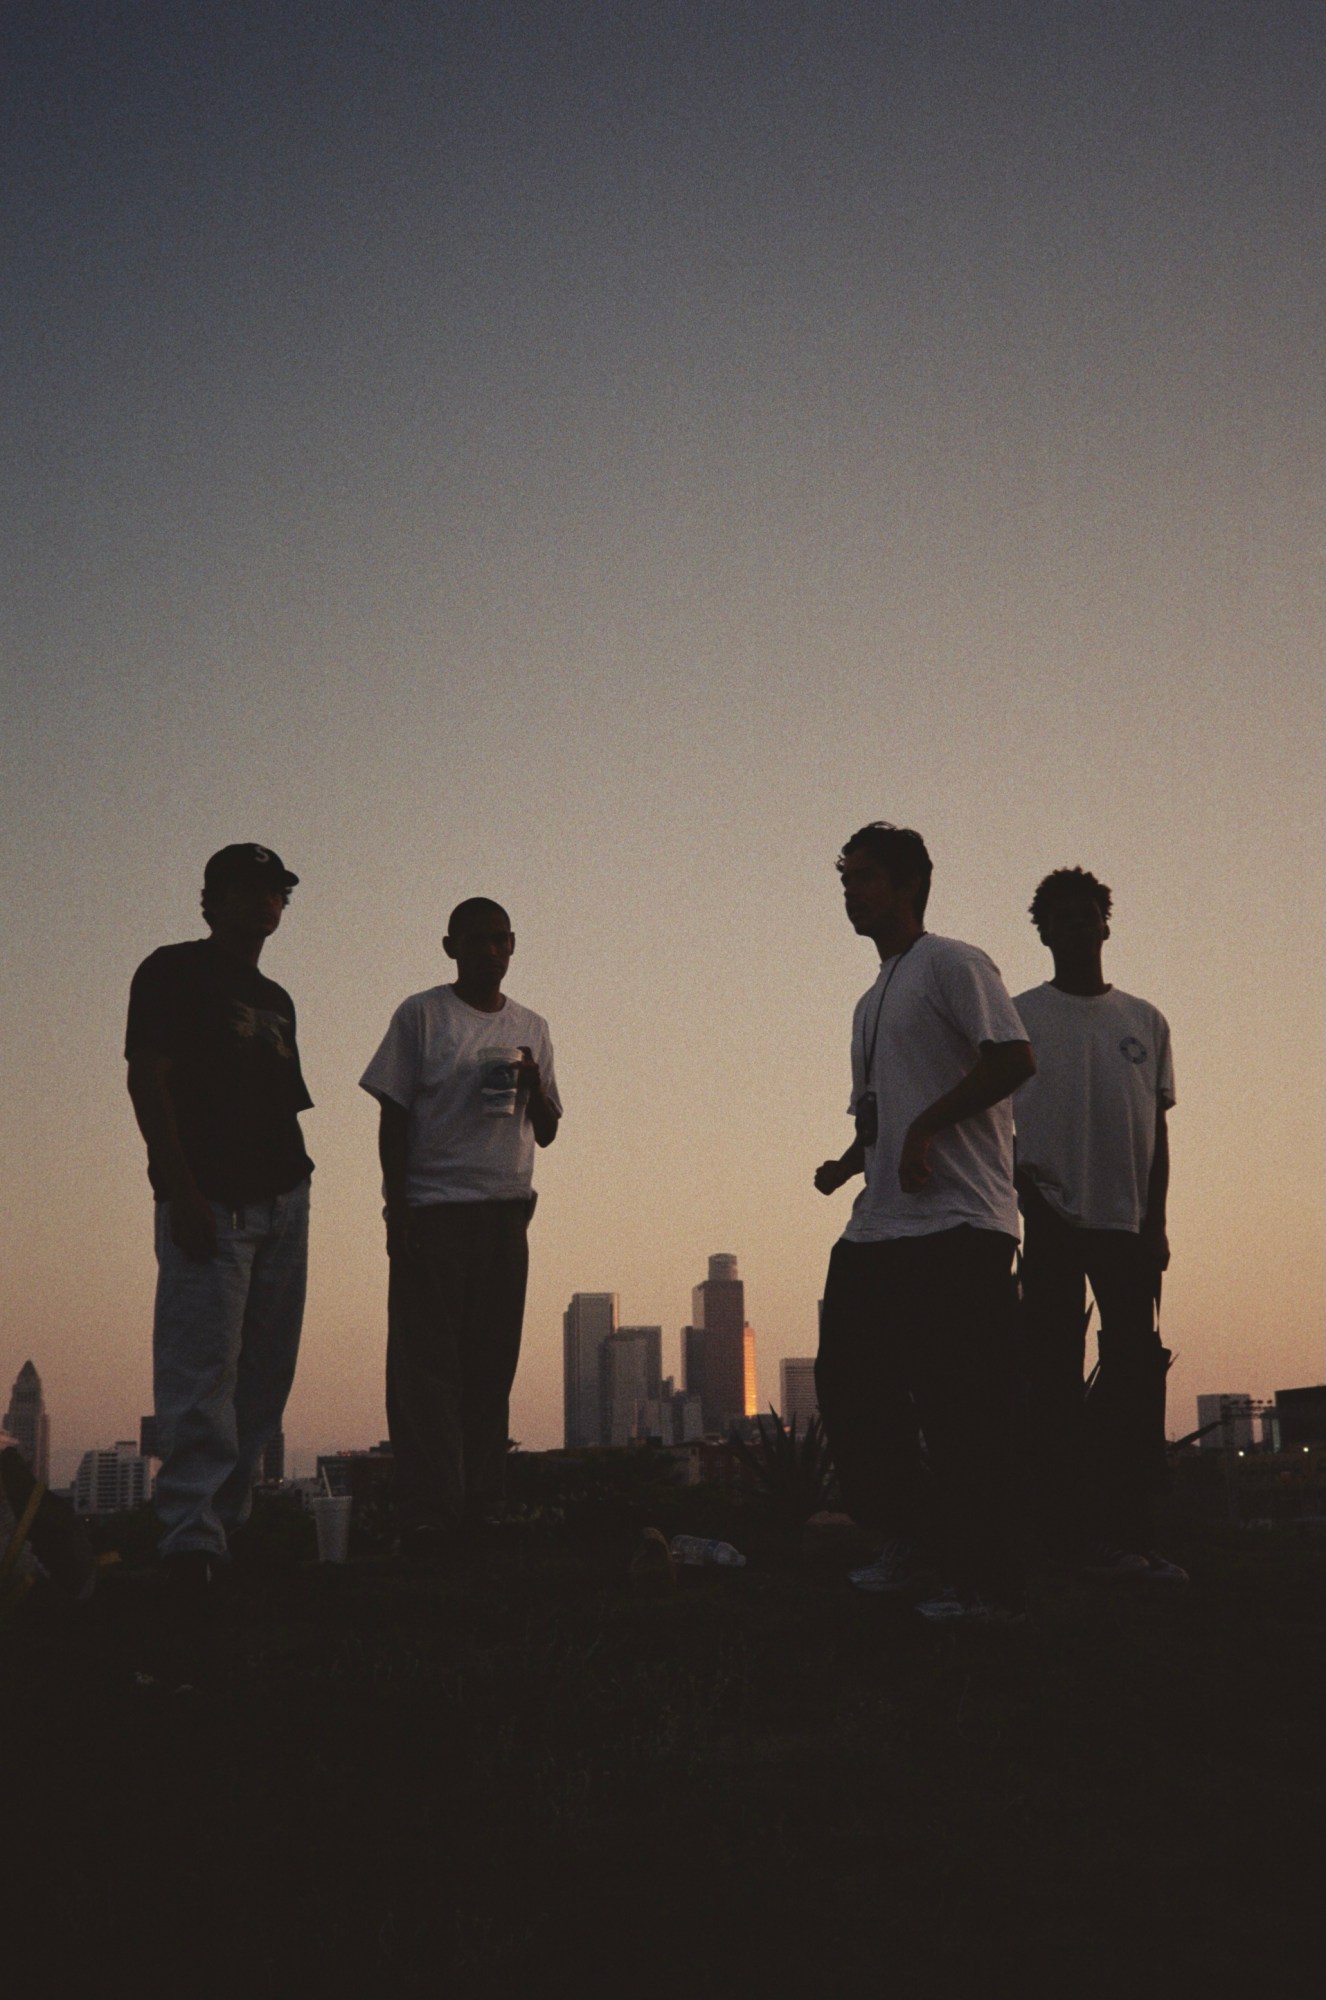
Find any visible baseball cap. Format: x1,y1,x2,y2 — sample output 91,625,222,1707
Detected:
203,844,299,893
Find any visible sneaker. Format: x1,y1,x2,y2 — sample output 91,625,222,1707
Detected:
849,1536,935,1596
1054,1539,1150,1581
915,1585,1026,1626
1138,1549,1189,1585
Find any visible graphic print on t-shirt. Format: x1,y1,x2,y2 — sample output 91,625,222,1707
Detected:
232,1001,296,1059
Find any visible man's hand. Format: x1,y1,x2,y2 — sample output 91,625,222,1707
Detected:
814,1139,865,1195
168,1189,218,1263
1139,1218,1170,1272
898,1122,933,1193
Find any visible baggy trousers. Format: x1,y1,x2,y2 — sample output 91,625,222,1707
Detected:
153,1179,309,1559
815,1226,1023,1601
1019,1182,1166,1551
386,1199,531,1527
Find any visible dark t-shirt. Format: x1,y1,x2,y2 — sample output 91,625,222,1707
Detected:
125,939,314,1204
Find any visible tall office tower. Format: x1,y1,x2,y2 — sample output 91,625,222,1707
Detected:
779,1358,819,1432
139,1414,161,1460
690,1254,757,1435
260,1431,285,1484
72,1441,152,1515
1196,1393,1256,1451
3,1361,50,1484
563,1292,618,1447
601,1327,662,1446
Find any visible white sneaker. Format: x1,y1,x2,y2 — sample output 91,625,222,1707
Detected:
915,1585,1026,1626
849,1537,934,1596
1138,1549,1189,1585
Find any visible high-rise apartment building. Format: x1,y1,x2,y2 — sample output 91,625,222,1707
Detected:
73,1441,152,1515
779,1358,819,1432
3,1361,50,1484
687,1254,756,1435
564,1292,618,1447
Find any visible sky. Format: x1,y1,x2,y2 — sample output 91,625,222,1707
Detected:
1,0,1321,1481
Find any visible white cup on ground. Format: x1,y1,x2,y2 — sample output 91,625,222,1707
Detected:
478,1047,522,1116
311,1494,352,1562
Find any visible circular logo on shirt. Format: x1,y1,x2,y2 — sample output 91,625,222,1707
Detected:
1119,1035,1148,1064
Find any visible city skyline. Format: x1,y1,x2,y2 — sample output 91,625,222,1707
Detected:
1,4,1320,1479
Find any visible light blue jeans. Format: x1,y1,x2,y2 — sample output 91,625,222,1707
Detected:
152,1178,309,1559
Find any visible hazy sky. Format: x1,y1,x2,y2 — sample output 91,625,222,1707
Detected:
2,1,1321,1478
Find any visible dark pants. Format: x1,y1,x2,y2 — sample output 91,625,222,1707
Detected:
1020,1183,1166,1551
386,1200,530,1528
815,1227,1023,1601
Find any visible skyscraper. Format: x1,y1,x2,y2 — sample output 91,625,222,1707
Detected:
779,1358,819,1432
688,1254,756,1435
600,1326,662,1446
73,1441,152,1514
563,1292,618,1447
4,1361,50,1484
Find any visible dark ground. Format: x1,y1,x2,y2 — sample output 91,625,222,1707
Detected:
2,1488,1321,1998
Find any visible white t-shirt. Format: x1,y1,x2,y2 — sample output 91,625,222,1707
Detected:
842,934,1027,1244
359,985,562,1205
1012,983,1175,1232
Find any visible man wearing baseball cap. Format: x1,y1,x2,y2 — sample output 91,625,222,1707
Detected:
126,844,313,1588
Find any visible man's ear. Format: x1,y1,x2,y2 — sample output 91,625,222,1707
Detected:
442,934,456,962
508,933,516,956
1101,921,1111,943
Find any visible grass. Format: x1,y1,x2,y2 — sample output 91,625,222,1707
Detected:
2,1493,1320,1997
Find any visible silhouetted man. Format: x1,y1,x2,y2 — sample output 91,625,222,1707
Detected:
814,822,1034,1622
126,845,313,1587
360,898,561,1557
1013,867,1184,1582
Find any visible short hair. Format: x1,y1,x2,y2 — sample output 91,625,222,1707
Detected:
1028,867,1112,931
836,822,933,919
446,896,511,938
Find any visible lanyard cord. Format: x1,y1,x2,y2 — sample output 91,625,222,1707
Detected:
861,935,923,1084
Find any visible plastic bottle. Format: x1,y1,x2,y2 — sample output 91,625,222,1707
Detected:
669,1535,746,1568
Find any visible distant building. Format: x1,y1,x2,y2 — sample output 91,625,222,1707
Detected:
316,1442,393,1500
1273,1385,1326,1449
139,1414,161,1461
779,1358,819,1431
73,1441,152,1514
1196,1393,1256,1451
4,1361,51,1485
686,1254,757,1435
259,1431,285,1484
563,1293,618,1448
601,1326,663,1447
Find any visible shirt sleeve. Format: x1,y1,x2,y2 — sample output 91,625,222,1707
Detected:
930,944,1029,1053
124,951,184,1061
359,999,421,1110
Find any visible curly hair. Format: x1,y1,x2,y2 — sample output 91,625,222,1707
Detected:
1028,866,1112,931
837,822,933,920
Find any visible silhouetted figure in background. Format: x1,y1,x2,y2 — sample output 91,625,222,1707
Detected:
1013,868,1185,1583
813,823,1034,1622
360,898,561,1559
126,845,313,1589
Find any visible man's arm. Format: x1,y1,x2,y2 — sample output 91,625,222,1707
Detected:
126,1051,217,1261
1140,1104,1170,1270
814,1138,865,1195
516,1047,560,1147
375,1096,414,1256
899,1040,1035,1193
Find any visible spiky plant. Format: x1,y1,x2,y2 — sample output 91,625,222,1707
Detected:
725,1409,837,1528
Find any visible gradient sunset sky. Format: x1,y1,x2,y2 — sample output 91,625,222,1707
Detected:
2,1,1320,1477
